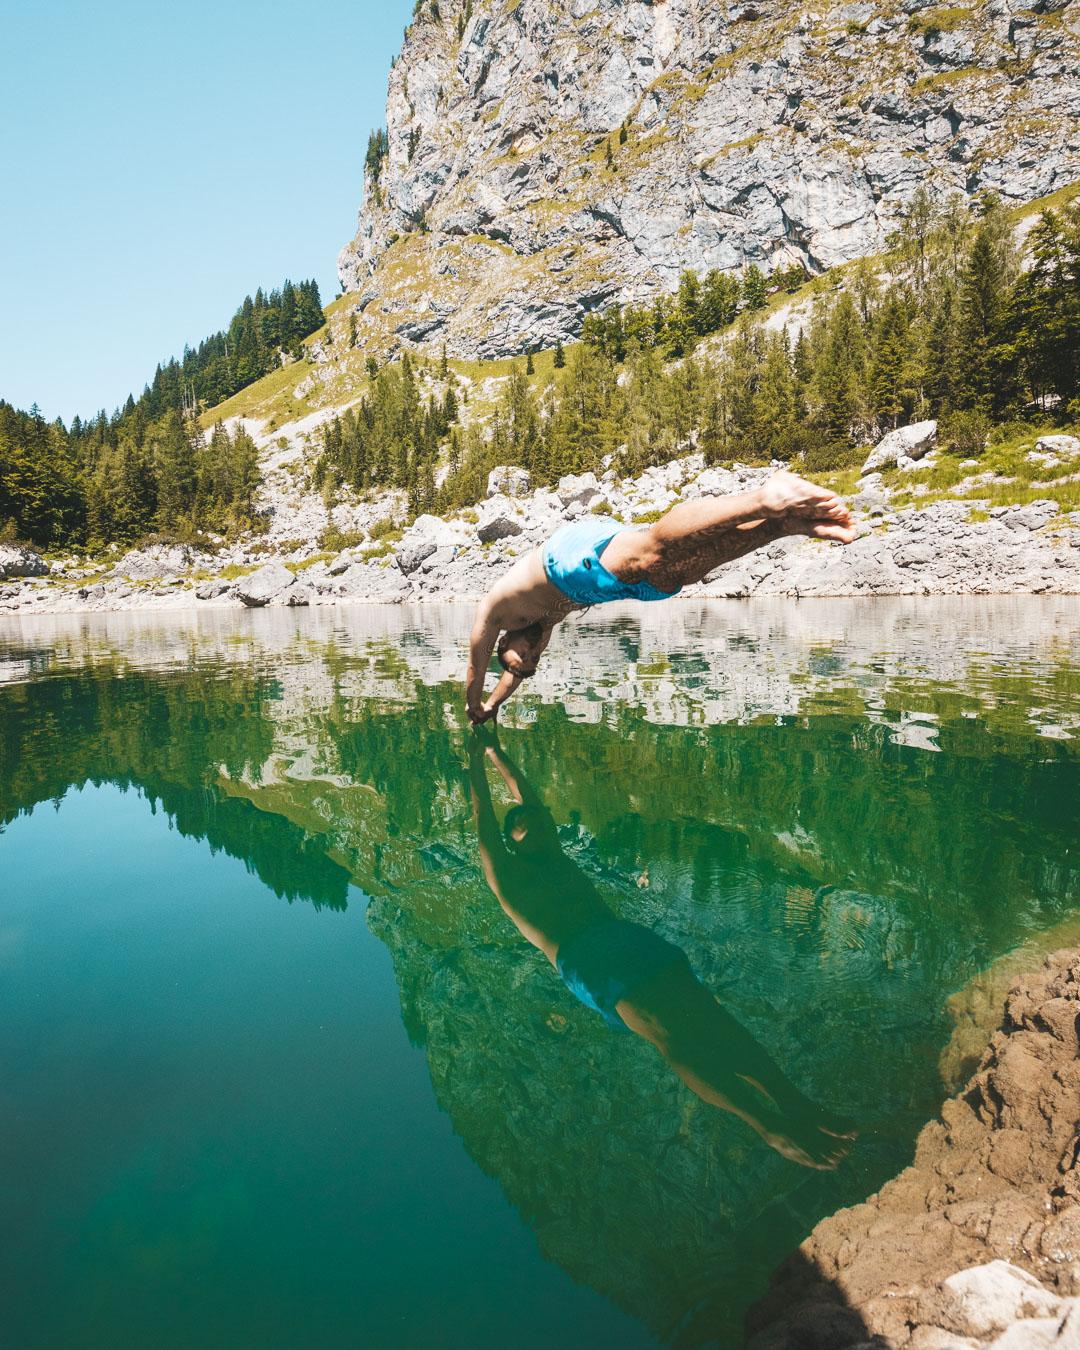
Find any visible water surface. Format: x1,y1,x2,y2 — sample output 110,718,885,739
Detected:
2,599,1078,1348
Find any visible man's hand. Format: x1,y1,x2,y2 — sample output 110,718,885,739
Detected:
467,700,498,726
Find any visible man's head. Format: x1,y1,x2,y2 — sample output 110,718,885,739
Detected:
496,621,545,679
503,802,557,856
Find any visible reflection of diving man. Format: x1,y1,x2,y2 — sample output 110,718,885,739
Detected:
468,732,855,1170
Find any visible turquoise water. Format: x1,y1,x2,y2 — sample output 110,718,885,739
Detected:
2,599,1078,1348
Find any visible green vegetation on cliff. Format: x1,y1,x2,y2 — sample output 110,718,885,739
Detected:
314,194,1080,514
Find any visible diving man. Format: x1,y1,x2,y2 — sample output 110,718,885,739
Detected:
465,471,856,724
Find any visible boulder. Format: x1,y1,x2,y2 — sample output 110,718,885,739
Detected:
394,538,439,574
195,578,233,601
997,501,1057,533
556,472,602,508
862,421,938,474
235,562,295,607
486,466,532,498
477,511,523,543
0,544,49,580
334,561,412,601
1035,434,1080,459
938,1262,1063,1339
419,545,459,574
114,542,200,580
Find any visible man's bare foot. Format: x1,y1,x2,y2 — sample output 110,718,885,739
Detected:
759,471,857,544
758,1110,858,1171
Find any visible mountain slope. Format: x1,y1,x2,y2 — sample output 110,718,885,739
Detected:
336,0,1080,360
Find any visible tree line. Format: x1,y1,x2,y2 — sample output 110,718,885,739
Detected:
314,352,460,516
0,400,262,549
135,278,324,417
319,196,1079,518
6,196,1078,551
1,278,324,549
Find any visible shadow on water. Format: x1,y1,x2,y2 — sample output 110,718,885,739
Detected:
743,1248,879,1348
2,613,1079,1346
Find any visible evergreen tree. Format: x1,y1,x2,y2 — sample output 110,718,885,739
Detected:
151,410,196,530
740,265,767,311
957,219,1010,412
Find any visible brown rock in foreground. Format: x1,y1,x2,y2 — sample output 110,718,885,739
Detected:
747,950,1080,1348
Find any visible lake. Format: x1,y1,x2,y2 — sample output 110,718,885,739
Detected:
2,598,1079,1349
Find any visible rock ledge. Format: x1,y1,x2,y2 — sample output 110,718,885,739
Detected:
748,949,1080,1349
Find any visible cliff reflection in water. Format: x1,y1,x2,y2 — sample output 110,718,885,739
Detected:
1,597,1079,1344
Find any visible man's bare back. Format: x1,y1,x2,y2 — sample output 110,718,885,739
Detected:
465,470,856,723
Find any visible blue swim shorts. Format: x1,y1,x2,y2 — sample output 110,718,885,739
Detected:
555,918,691,1032
542,516,680,607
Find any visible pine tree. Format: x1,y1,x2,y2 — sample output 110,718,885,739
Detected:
957,221,1008,412
698,269,740,334
553,341,565,369
750,333,796,459
740,265,768,312
151,410,196,531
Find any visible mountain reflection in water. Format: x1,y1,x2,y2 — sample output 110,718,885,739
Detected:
1,597,1079,1348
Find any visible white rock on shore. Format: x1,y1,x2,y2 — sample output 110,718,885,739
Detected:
0,544,49,580
3,442,1079,617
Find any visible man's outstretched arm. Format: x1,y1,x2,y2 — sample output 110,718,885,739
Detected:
472,621,552,722
477,669,523,722
466,605,500,722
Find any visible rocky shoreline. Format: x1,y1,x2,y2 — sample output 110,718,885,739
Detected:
3,433,1080,618
747,948,1080,1349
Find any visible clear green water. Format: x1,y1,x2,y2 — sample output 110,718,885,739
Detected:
2,599,1079,1349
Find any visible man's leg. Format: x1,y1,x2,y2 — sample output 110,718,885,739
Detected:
615,960,856,1170
601,471,856,593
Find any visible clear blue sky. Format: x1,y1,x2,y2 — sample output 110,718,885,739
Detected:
0,0,411,424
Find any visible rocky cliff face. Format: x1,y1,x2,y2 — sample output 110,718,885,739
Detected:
338,0,1080,358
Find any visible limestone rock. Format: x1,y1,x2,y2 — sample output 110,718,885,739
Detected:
997,502,1058,533
862,421,939,474
114,542,204,580
338,2,1080,360
1035,435,1080,460
195,578,233,600
477,510,524,543
235,562,295,607
0,544,49,579
333,560,412,601
487,466,532,499
556,472,603,509
394,537,439,574
939,1262,1063,1338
